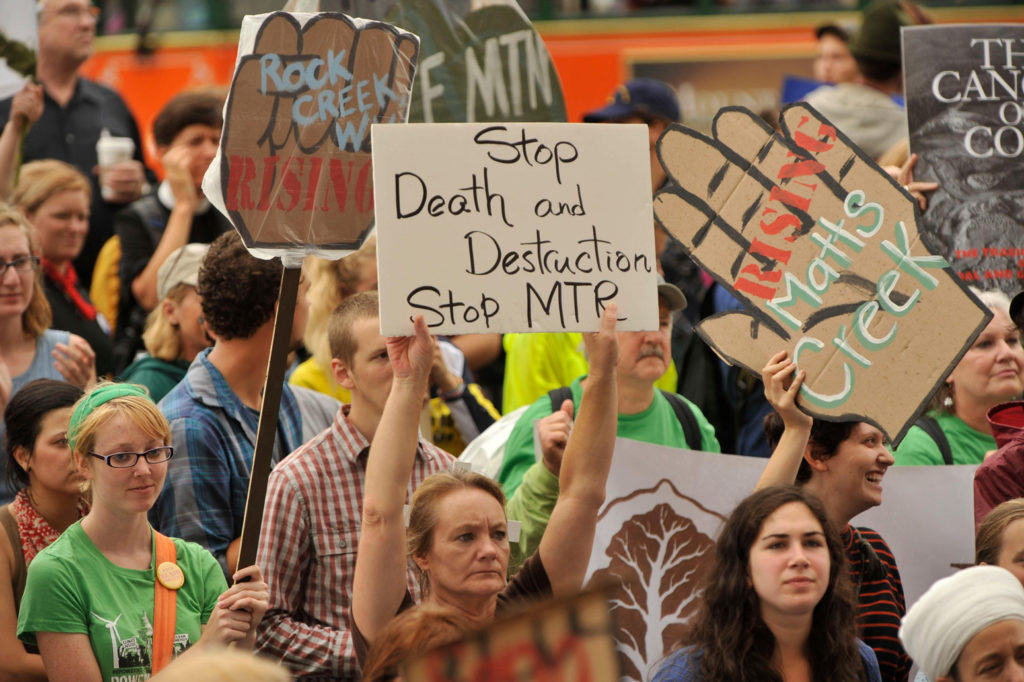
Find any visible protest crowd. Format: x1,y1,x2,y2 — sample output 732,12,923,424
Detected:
2,0,1024,681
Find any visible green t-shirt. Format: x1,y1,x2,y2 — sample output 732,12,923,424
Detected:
501,332,678,414
119,356,190,404
894,411,996,466
501,377,720,573
18,521,226,682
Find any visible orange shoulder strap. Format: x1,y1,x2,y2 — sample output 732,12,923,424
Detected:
152,531,178,675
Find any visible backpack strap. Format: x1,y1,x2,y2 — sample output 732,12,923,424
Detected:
547,386,703,451
547,386,574,414
659,390,702,451
915,416,954,465
152,531,182,675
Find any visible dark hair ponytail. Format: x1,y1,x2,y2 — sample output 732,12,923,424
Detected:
5,379,84,491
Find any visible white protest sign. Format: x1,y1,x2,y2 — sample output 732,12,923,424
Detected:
581,438,974,681
372,122,656,335
0,0,37,100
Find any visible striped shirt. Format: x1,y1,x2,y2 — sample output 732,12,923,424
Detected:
254,405,455,680
151,349,339,574
845,525,911,682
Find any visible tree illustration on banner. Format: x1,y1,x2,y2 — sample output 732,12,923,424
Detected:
591,479,723,681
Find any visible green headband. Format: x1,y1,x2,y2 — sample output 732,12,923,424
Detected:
68,383,151,452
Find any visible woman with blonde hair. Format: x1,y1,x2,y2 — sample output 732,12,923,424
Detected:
975,499,1024,585
291,237,378,401
350,305,618,665
17,382,267,681
0,206,95,504
119,243,210,402
293,239,498,455
12,160,114,376
896,289,1024,466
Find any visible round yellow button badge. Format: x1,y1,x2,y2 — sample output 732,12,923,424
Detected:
156,562,185,590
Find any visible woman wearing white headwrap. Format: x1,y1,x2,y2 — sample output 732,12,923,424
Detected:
900,565,1024,682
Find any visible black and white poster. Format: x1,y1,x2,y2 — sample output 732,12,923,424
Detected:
904,24,1024,293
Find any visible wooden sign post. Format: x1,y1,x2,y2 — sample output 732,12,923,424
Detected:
202,10,419,571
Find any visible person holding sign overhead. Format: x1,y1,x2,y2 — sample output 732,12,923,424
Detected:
255,292,456,680
349,303,621,666
16,382,268,681
758,353,910,682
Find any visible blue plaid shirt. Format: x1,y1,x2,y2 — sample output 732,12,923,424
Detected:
151,349,338,574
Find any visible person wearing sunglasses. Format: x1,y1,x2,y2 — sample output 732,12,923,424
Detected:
0,206,96,506
16,382,268,682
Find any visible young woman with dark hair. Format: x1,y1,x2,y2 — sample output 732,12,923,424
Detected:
757,351,909,682
654,485,880,682
0,379,84,680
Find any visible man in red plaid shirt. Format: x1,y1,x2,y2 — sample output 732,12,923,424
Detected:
254,291,455,679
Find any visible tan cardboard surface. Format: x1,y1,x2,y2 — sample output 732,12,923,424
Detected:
204,12,418,262
401,586,619,681
654,103,991,443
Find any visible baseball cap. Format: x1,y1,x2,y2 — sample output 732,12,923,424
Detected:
849,0,909,65
583,78,680,124
657,275,687,313
157,243,209,301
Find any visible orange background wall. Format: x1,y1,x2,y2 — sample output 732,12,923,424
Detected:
80,7,1024,173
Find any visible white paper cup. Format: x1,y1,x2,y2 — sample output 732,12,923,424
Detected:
96,135,135,200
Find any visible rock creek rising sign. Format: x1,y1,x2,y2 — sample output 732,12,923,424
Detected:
654,103,991,443
372,123,657,335
204,11,418,262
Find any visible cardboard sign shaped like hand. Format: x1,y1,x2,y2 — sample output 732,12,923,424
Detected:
655,103,991,444
206,12,418,262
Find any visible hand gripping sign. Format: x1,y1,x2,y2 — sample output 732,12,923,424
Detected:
654,103,991,444
204,11,418,263
203,11,417,574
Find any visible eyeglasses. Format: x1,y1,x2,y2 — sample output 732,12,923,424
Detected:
0,257,40,277
51,3,100,21
89,446,174,468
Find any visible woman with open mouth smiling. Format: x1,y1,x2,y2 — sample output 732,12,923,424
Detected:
757,351,909,682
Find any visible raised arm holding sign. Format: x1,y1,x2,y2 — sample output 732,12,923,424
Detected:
192,10,418,584
654,103,991,444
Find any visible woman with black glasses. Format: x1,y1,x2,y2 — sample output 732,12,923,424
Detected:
0,206,96,505
15,383,267,682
